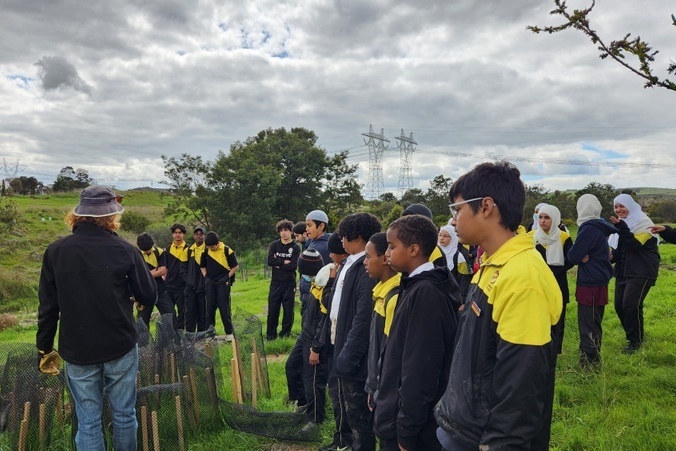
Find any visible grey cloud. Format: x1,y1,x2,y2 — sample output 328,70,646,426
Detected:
35,56,92,94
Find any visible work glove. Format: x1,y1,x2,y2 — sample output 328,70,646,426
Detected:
38,349,61,375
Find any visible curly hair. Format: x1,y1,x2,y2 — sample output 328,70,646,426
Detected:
388,215,438,258
276,219,294,232
65,211,121,232
337,212,382,243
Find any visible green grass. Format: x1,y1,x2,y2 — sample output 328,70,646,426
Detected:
1,192,675,450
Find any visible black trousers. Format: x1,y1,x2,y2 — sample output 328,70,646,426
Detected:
614,279,652,345
165,286,185,330
138,290,174,327
338,378,375,451
266,281,295,339
205,276,233,334
578,303,605,364
327,350,353,448
551,302,568,355
183,287,208,332
285,338,306,405
285,337,329,423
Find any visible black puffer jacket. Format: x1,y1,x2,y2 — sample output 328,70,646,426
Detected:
612,220,660,282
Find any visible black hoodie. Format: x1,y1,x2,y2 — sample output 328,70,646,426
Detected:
373,266,460,450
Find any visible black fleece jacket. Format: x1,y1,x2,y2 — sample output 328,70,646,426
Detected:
373,266,459,450
37,222,157,365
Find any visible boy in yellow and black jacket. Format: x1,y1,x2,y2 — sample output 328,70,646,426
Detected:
200,231,238,340
435,161,561,450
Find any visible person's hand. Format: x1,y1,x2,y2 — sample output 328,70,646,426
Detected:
309,349,319,366
609,216,621,224
399,444,407,451
368,393,373,412
284,260,291,265
38,349,61,375
581,255,590,263
650,225,666,234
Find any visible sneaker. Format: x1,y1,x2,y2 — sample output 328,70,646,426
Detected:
224,334,234,342
622,342,641,354
294,403,307,414
319,442,351,451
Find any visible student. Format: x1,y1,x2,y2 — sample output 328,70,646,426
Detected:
314,232,354,451
165,223,188,329
330,213,381,451
402,203,447,268
610,194,660,353
201,231,239,341
567,194,617,368
37,186,156,450
266,219,301,340
300,210,331,315
136,233,175,327
435,161,561,451
284,248,327,423
533,204,574,355
437,225,458,273
363,232,401,413
184,227,208,332
374,217,459,450
293,221,311,250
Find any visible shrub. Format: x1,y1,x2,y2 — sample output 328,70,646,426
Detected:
0,198,21,230
121,210,151,234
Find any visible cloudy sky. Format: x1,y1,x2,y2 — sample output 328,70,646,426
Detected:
1,0,675,197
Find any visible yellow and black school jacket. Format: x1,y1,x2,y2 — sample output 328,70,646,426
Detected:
612,220,660,282
430,245,447,268
186,243,206,291
435,233,561,449
200,242,238,282
141,246,168,292
165,241,188,289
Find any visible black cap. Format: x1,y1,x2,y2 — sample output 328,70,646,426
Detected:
328,232,347,255
194,226,206,234
402,203,433,219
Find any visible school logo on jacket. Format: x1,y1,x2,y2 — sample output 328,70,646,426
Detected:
486,270,500,293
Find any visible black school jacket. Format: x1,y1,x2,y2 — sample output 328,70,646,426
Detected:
332,254,377,382
373,266,459,449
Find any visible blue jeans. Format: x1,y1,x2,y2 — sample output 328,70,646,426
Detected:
66,345,139,451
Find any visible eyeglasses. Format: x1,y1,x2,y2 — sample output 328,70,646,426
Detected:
448,197,497,219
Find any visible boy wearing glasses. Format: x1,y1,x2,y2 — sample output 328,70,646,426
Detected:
435,161,562,450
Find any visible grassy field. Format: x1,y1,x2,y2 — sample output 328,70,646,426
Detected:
0,192,674,449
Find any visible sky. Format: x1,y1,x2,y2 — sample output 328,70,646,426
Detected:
1,0,675,198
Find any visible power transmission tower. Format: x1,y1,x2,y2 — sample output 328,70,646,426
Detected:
396,129,417,196
362,124,389,200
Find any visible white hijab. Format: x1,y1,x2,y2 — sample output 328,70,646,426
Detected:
531,202,548,231
576,194,602,226
438,225,458,272
613,193,656,237
533,204,565,266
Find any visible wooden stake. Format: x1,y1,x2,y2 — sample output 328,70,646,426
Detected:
182,375,196,431
231,338,244,403
205,367,219,415
170,352,176,384
39,403,46,449
151,410,160,451
140,405,149,451
189,367,201,424
230,359,238,403
250,353,258,409
18,419,28,451
204,341,213,359
154,374,160,409
175,396,185,451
